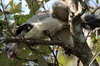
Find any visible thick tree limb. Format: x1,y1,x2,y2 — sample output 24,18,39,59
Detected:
66,0,99,66
68,15,99,66
4,37,63,46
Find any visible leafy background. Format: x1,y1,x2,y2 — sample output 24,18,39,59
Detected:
0,0,100,66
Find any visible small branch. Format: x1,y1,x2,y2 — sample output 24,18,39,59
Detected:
1,0,9,28
5,3,10,9
77,59,80,66
48,47,58,66
92,7,100,14
4,37,63,46
32,0,36,15
67,0,99,65
1,0,14,36
44,30,59,66
0,24,4,37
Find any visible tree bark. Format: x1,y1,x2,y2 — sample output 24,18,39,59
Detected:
64,0,99,65
68,17,99,66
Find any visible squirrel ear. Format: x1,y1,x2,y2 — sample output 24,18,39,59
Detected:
52,1,69,21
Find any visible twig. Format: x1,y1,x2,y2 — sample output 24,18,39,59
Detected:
77,59,80,66
49,47,59,66
31,0,36,15
5,3,10,9
41,1,46,10
0,24,4,37
1,0,14,36
92,7,100,14
1,0,9,28
43,30,59,66
85,30,91,41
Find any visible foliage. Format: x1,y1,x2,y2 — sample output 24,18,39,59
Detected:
9,1,22,14
0,0,100,66
0,0,51,66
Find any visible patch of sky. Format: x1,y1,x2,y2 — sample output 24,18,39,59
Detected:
88,0,100,7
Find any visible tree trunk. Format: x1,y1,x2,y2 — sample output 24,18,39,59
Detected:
64,0,99,65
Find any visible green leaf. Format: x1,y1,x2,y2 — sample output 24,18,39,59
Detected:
15,2,22,11
95,45,100,55
18,47,32,58
96,0,99,4
58,48,75,66
89,45,100,66
0,52,10,66
44,0,50,2
9,0,14,8
25,0,41,16
17,45,39,60
38,56,48,66
10,2,22,14
0,52,23,66
39,45,51,55
97,37,100,44
0,20,6,24
14,14,31,25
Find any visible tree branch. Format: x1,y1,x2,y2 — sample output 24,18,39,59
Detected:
4,37,63,46
67,0,99,66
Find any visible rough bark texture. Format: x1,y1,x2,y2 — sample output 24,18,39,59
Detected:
68,17,99,66
5,38,63,46
63,0,99,66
